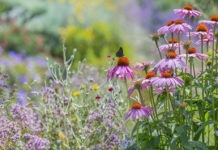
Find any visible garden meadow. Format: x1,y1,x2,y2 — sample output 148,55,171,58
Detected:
0,1,218,150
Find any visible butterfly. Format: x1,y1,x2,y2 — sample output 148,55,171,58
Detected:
116,47,124,57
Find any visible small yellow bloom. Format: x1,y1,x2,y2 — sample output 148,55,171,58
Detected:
72,115,78,121
58,132,65,140
93,84,99,90
72,91,80,96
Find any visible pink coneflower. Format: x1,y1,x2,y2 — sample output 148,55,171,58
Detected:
160,44,180,52
128,71,156,97
155,86,176,95
141,71,157,88
169,20,192,33
128,79,143,97
190,23,209,37
199,15,218,27
195,31,214,45
154,51,186,71
107,56,134,80
179,47,209,61
134,61,152,71
174,4,201,18
151,71,184,87
158,20,174,34
124,102,152,121
159,38,182,52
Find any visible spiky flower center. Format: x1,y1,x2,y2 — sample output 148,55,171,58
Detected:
196,23,208,32
167,21,174,26
168,38,178,43
174,20,183,24
146,71,156,79
162,71,172,78
132,102,142,109
183,4,193,10
210,15,218,22
188,47,196,54
117,57,130,66
167,51,177,58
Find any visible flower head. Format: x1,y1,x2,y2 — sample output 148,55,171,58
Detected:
151,71,184,87
134,61,152,71
195,31,214,45
199,14,218,27
127,79,142,97
124,102,152,121
24,134,50,150
190,23,209,37
92,84,99,90
58,132,66,140
107,56,134,80
95,95,101,100
179,47,209,61
72,91,80,96
108,87,114,92
174,4,201,18
155,86,176,95
157,20,174,34
154,51,186,71
168,19,192,33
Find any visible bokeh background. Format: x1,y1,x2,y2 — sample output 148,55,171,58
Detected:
0,0,217,91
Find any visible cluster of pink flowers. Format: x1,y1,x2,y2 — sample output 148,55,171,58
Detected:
107,3,217,122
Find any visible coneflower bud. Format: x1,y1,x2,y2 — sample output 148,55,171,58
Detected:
151,33,160,42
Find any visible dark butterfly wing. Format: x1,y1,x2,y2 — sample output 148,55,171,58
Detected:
116,47,124,57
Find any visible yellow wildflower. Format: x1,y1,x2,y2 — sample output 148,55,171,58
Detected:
93,84,99,90
58,132,65,140
72,91,80,96
72,115,78,121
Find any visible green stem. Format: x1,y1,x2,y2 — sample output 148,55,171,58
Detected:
137,88,144,106
192,61,198,96
149,87,159,122
189,58,194,140
200,35,205,99
155,41,163,59
212,24,216,66
178,32,181,54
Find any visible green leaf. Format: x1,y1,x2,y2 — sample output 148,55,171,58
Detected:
194,120,214,140
144,136,161,150
170,134,179,150
189,141,208,150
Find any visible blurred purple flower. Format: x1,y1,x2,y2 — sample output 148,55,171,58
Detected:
17,90,28,105
151,71,184,87
11,104,42,132
0,117,21,146
168,20,192,34
173,4,201,18
154,51,186,71
179,47,209,61
124,102,152,121
24,134,50,150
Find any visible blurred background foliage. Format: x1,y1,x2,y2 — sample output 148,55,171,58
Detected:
0,0,217,66
0,0,217,102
